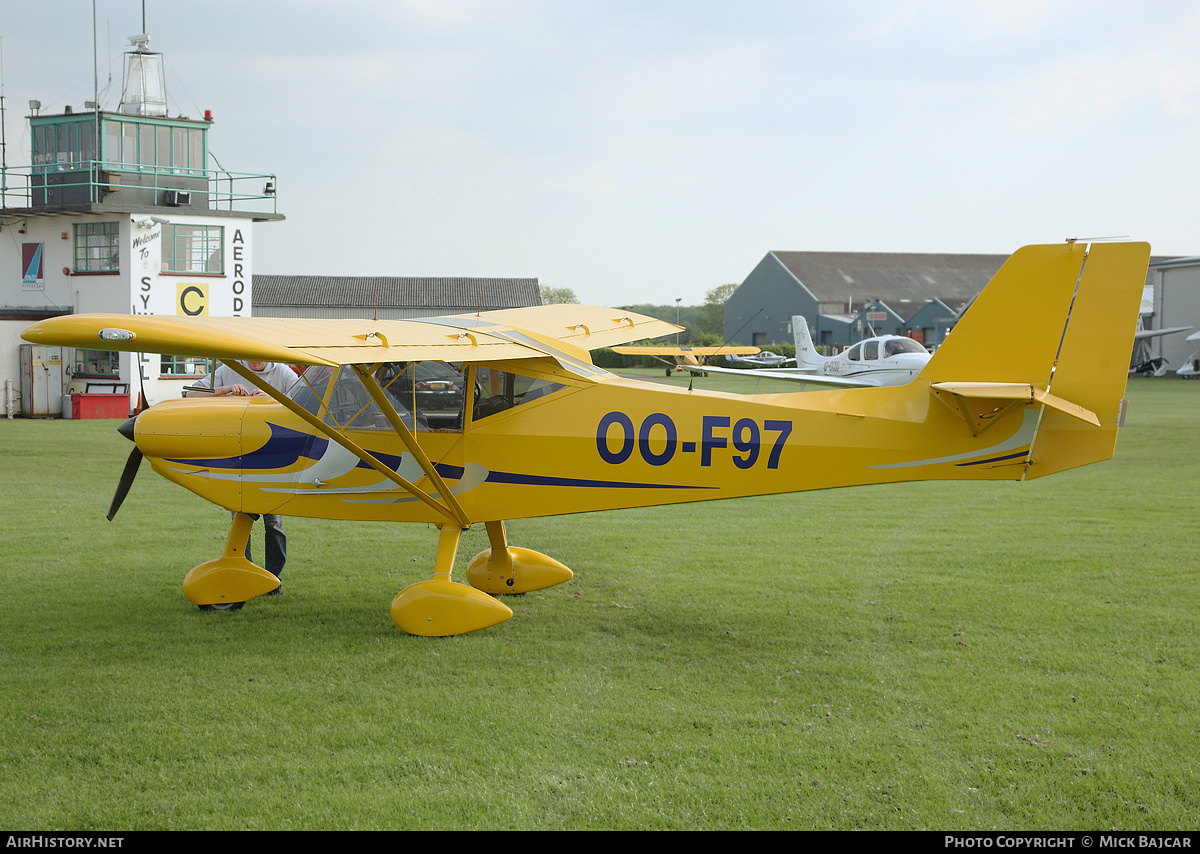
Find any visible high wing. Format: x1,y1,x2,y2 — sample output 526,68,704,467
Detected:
22,304,682,543
729,353,795,366
1136,326,1191,340
21,304,684,371
612,345,760,357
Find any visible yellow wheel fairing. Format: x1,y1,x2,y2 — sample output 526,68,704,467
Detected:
390,581,513,636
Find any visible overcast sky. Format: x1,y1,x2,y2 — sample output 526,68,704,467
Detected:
4,1,1198,306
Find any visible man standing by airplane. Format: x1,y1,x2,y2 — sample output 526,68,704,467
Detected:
187,360,299,595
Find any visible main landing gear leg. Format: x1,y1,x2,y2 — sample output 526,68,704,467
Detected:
465,520,573,595
184,511,281,610
390,526,514,637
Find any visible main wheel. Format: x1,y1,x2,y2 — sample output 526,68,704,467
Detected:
198,601,244,612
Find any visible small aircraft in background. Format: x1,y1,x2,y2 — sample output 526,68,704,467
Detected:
727,350,795,368
689,316,932,389
21,242,1150,637
1124,322,1193,377
611,343,762,376
1174,329,1200,378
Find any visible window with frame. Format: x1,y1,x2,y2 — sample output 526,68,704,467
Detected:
162,224,223,274
102,118,206,173
160,355,213,377
73,222,120,273
32,118,96,169
73,349,120,378
471,368,567,422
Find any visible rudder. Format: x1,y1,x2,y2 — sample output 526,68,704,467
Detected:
1025,241,1151,477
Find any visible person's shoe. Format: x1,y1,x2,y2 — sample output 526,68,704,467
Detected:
265,585,282,596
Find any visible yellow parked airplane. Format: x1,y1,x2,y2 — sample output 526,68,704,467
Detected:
21,241,1149,636
612,343,763,376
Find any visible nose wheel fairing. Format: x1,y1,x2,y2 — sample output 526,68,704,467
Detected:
183,512,281,608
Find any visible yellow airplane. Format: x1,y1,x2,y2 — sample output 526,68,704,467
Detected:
612,343,763,376
21,241,1149,637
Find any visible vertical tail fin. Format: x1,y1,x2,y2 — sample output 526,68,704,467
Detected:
791,315,824,370
919,243,1089,386
916,242,1150,477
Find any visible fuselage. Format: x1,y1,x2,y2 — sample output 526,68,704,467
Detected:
134,360,1033,528
812,337,930,387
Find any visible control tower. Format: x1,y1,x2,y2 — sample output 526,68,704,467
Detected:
0,33,284,415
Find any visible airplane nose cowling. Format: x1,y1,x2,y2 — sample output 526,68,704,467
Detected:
132,397,248,461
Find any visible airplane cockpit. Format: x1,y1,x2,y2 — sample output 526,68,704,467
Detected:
845,336,928,361
287,361,569,433
288,365,429,431
882,337,928,358
472,368,567,421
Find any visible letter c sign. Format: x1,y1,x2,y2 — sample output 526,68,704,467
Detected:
177,283,209,316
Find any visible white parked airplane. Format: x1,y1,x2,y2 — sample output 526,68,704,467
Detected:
1123,323,1193,377
690,315,931,388
728,350,795,368
1173,329,1200,378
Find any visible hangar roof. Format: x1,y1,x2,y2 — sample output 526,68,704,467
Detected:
769,251,1007,318
251,275,543,318
253,275,541,309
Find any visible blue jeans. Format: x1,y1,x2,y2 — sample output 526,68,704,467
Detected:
240,513,287,579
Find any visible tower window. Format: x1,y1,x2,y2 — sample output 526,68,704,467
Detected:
162,224,223,274
73,222,120,273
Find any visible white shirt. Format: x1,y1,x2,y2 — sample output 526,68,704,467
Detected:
194,361,299,396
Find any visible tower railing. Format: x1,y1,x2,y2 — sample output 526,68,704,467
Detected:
0,160,279,215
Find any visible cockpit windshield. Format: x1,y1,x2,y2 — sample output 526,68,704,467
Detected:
882,337,927,357
287,362,466,432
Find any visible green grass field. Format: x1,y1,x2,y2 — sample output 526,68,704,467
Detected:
1,377,1197,830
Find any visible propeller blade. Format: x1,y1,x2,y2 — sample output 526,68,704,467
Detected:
107,447,143,521
108,416,143,521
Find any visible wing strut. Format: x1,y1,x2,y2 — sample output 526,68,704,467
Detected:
222,361,469,528
352,364,471,528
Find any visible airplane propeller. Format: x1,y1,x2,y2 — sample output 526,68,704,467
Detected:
107,415,142,521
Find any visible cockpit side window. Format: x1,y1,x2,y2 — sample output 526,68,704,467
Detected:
846,343,862,362
327,366,423,431
471,367,568,423
863,340,879,360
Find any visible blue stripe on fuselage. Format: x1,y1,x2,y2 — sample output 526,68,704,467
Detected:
166,423,403,472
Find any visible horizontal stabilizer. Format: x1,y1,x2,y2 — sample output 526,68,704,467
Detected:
931,381,1099,435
